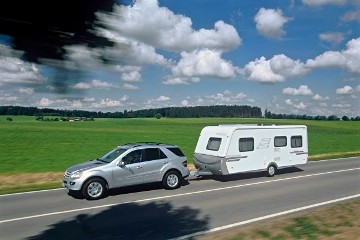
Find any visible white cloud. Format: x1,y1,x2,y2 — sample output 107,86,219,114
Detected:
283,85,313,96
181,99,189,106
97,0,241,53
341,9,360,22
319,32,345,45
0,55,46,86
294,102,307,109
171,49,237,80
122,83,139,90
17,88,34,95
82,97,95,102
72,80,119,90
201,90,248,105
121,71,141,82
72,82,91,89
64,45,103,68
332,103,351,108
38,97,53,107
121,95,130,101
243,57,284,83
156,96,170,101
101,39,168,66
163,77,200,85
285,99,294,105
92,80,118,89
336,85,354,94
312,94,329,100
270,54,308,77
306,37,360,73
254,8,291,38
302,0,347,6
92,98,123,108
0,93,19,102
243,55,307,83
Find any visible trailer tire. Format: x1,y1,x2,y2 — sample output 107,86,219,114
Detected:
267,165,276,177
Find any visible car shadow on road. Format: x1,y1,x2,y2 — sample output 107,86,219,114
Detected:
27,200,209,240
195,167,304,182
68,180,191,200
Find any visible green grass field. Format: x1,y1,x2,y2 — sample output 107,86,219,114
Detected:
0,116,359,174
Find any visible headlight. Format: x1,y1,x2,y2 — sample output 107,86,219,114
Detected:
70,171,82,179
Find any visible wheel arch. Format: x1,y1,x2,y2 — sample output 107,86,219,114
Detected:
81,175,109,190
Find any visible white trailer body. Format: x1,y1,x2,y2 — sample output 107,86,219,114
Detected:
193,124,308,176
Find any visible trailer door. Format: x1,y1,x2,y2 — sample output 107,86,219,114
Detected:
226,136,261,174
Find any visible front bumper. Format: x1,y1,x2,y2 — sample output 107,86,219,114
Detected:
62,177,82,191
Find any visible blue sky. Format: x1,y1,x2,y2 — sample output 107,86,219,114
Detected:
0,0,359,116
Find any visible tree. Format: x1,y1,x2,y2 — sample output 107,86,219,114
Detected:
154,113,162,119
342,116,349,121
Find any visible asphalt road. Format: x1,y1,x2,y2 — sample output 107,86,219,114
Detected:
1,157,359,240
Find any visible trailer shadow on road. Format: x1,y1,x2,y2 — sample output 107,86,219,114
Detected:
27,200,209,240
195,167,304,182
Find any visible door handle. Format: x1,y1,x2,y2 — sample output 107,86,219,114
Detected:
163,161,168,164
136,166,142,169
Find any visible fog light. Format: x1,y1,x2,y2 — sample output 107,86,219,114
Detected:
70,182,76,186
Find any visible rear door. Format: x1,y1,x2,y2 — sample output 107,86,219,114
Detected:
142,148,169,183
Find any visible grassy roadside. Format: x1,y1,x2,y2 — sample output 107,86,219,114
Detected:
198,199,360,240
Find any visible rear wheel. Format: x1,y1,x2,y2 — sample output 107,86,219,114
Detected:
163,170,181,190
82,177,107,200
267,165,276,177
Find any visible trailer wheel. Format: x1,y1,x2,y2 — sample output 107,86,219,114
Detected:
267,165,276,177
163,170,181,190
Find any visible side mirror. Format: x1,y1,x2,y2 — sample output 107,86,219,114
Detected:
118,161,126,167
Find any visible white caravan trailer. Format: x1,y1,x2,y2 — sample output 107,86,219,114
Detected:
193,124,308,177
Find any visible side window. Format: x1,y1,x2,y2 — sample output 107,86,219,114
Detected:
274,136,287,147
167,147,185,157
122,150,142,164
143,148,167,161
239,138,254,152
206,137,222,151
291,136,303,148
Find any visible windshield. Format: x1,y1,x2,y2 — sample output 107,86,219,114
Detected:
98,147,128,163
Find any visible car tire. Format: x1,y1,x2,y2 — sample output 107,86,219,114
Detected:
267,165,276,177
163,170,181,190
82,177,107,200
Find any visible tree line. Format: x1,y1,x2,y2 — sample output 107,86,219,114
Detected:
1,105,358,121
0,105,262,118
264,109,360,121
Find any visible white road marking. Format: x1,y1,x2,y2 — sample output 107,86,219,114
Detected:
170,194,360,240
1,167,359,224
1,156,358,197
0,188,64,197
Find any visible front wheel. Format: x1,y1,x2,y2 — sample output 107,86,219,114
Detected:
163,170,181,190
82,177,107,200
267,165,277,177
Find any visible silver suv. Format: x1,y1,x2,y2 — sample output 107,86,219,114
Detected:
62,143,190,200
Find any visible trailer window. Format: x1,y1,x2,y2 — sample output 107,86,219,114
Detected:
239,138,254,152
274,136,287,147
291,136,303,148
207,138,222,151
